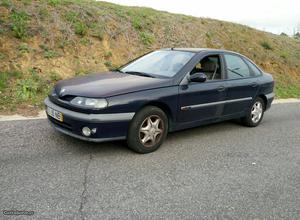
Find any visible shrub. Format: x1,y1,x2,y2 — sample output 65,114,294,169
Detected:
132,16,142,30
0,52,6,60
48,0,61,7
104,51,112,59
79,38,91,45
139,31,155,46
74,21,88,36
44,50,58,59
0,72,9,91
280,32,288,37
0,70,22,91
18,43,29,53
39,8,50,20
90,23,104,40
206,31,212,39
1,0,11,8
15,78,39,100
39,44,58,58
65,11,79,22
104,61,112,68
10,10,28,39
49,71,62,81
58,39,69,49
39,43,48,51
15,69,41,101
280,51,288,59
91,29,104,40
294,32,300,39
260,41,272,50
64,11,89,36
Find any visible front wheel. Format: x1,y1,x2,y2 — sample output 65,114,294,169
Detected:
241,97,265,127
127,106,168,154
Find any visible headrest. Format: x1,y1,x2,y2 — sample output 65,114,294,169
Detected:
202,60,217,72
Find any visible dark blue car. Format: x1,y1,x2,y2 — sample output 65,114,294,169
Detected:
45,48,274,153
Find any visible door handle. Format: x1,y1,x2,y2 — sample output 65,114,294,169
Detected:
217,86,226,92
251,82,258,87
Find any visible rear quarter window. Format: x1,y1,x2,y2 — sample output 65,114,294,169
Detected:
244,59,262,76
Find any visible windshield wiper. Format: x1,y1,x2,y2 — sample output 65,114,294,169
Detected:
114,68,124,73
124,71,155,78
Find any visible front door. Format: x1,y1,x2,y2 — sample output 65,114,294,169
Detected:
178,54,227,123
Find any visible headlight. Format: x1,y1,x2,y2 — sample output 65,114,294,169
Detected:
70,97,108,109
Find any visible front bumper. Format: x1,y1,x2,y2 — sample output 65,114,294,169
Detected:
44,97,134,142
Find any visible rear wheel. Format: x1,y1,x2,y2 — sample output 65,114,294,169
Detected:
241,97,265,127
127,106,168,154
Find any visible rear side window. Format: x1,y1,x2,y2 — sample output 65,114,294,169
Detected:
244,59,262,76
224,54,250,79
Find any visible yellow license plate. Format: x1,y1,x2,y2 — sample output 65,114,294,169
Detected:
47,107,63,122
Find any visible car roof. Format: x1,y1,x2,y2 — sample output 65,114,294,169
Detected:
161,48,240,55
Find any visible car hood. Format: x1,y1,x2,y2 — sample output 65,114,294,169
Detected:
54,71,172,98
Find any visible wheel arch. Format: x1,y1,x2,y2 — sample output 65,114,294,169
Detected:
257,94,268,110
138,101,175,131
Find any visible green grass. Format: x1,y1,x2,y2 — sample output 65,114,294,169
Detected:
275,84,300,98
0,52,6,60
74,21,88,36
39,44,59,58
131,16,142,30
64,11,88,36
15,78,39,101
18,43,29,53
0,0,11,8
104,51,113,59
47,0,61,7
0,69,58,111
10,10,28,39
49,71,62,81
0,70,22,92
44,50,58,58
139,31,155,45
104,61,112,68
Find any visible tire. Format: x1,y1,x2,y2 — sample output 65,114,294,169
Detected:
127,106,168,154
241,97,265,127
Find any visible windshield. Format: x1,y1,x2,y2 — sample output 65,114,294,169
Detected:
121,50,195,78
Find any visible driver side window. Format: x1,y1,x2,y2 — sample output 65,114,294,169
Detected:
190,55,222,80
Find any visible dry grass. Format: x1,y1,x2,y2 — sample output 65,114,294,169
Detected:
0,0,300,115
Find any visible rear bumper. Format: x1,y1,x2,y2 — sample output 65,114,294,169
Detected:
44,97,134,142
265,92,274,110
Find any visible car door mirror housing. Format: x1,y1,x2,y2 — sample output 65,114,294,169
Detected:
189,72,207,83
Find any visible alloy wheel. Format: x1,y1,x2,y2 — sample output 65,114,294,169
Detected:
139,115,164,147
251,101,263,123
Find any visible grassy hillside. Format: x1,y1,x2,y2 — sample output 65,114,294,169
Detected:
0,0,300,115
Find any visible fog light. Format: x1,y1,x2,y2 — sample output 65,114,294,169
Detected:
91,128,97,134
82,127,91,137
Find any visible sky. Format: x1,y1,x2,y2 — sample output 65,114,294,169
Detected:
104,0,300,35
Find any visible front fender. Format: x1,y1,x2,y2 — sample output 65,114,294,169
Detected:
106,86,179,121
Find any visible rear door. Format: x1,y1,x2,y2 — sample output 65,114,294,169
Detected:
222,53,260,116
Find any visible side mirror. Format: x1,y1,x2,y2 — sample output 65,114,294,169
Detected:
189,72,207,83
